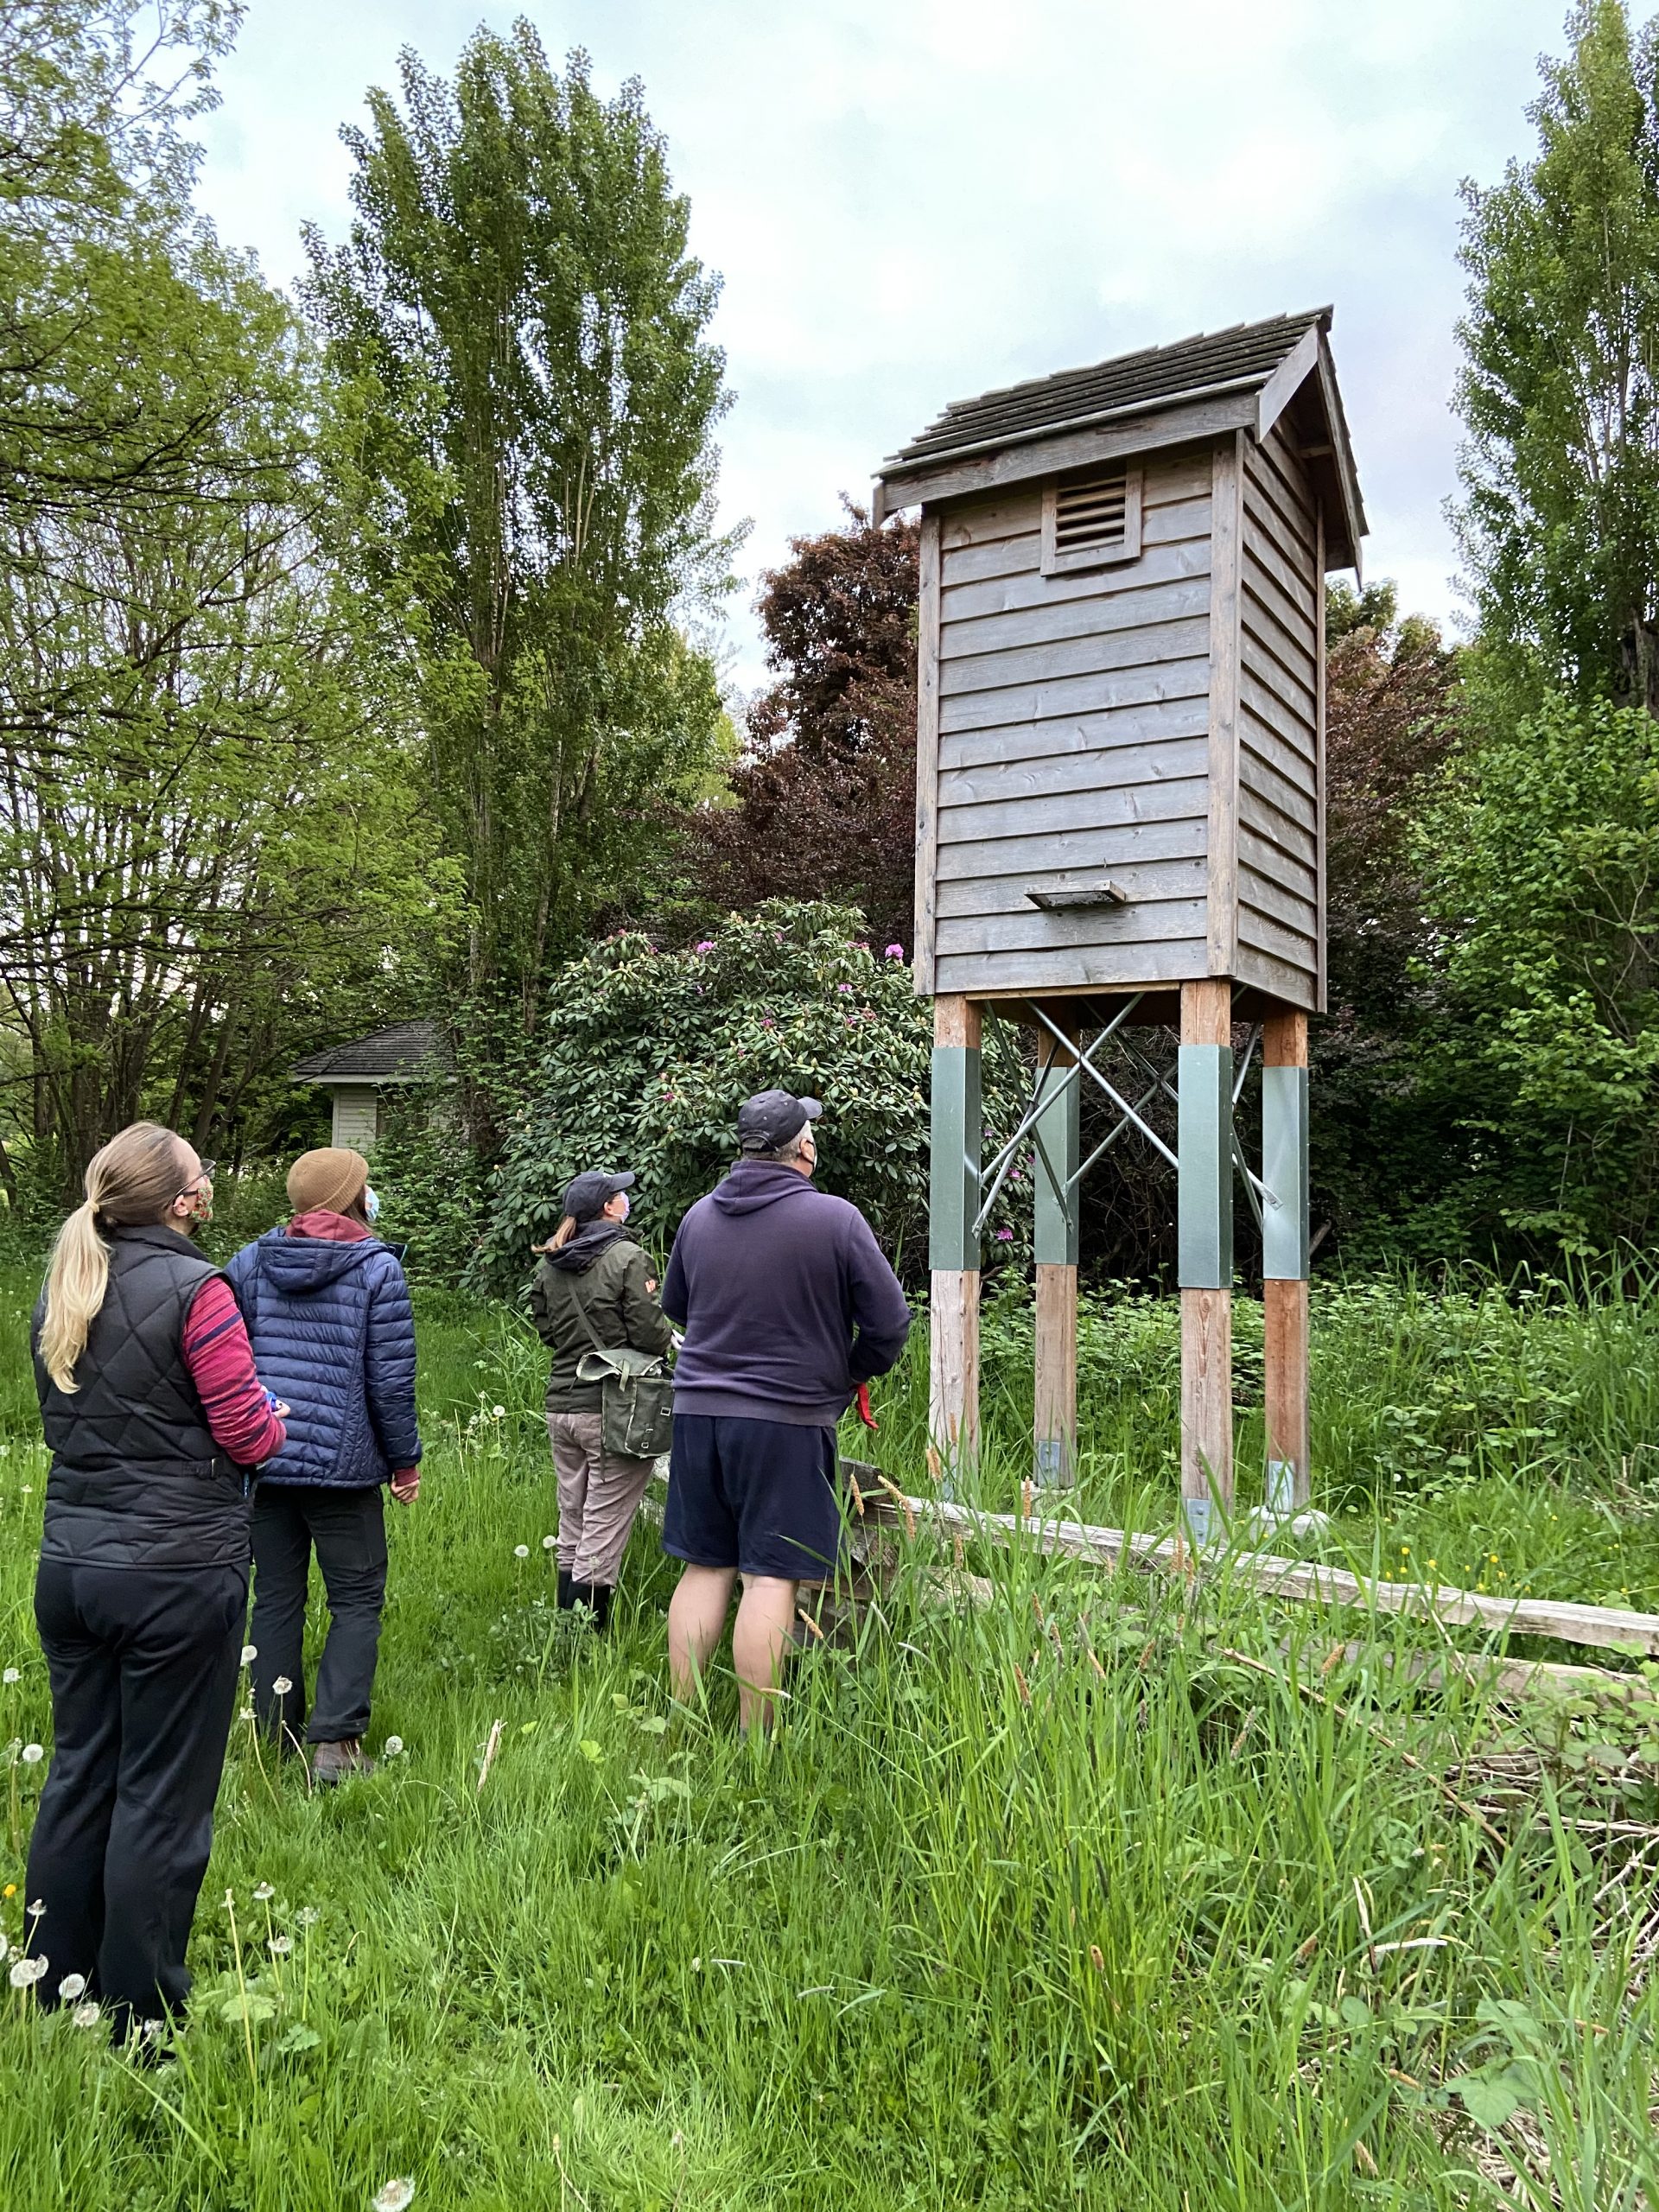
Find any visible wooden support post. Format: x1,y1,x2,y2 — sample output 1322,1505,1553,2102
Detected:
1262,1007,1311,1510
929,995,981,1484
1179,980,1233,1540
1033,1006,1079,1486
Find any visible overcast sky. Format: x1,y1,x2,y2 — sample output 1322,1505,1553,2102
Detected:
195,0,1568,697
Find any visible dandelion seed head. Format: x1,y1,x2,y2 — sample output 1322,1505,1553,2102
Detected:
383,1736,404,1757
371,2179,416,2212
72,2001,99,2028
268,1936,292,1955
56,1972,86,2001
239,1644,257,1666
271,1677,293,1696
21,1743,42,1764
9,1955,46,1986
541,1535,556,1550
513,1544,530,1559
26,1900,41,1916
296,1906,320,1927
2,1668,18,1684
252,1883,275,1901
493,1405,505,1419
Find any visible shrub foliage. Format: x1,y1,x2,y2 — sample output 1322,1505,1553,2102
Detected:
471,899,1030,1299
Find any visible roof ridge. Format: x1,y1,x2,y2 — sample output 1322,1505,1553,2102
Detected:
926,308,1327,419
884,308,1332,473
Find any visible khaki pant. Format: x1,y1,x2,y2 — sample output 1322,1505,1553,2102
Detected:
547,1410,653,1587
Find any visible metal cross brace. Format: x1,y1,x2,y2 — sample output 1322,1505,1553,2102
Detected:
1067,1074,1162,1194
970,995,1146,1237
1024,997,1179,1170
970,1001,1281,1241
1113,1027,1279,1224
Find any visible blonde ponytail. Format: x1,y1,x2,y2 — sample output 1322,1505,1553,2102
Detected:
40,1122,193,1392
39,1202,109,1393
532,1215,580,1257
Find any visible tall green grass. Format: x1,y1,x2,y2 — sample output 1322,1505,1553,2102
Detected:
0,1269,1651,2207
855,1267,1659,1613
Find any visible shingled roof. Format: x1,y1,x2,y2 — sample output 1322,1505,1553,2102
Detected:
291,1020,449,1084
887,309,1329,470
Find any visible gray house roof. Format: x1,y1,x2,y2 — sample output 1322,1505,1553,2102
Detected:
887,309,1328,469
874,307,1364,569
290,1020,449,1086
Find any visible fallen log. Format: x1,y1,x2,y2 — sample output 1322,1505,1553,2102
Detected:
845,1466,1659,1662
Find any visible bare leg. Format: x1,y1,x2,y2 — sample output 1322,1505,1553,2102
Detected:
668,1564,738,1705
732,1575,798,1733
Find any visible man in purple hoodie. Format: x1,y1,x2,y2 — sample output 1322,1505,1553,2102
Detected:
661,1089,911,1729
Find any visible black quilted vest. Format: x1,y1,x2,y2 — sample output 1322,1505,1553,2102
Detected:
32,1223,253,1570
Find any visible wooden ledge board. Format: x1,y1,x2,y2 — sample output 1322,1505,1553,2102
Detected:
843,1470,1659,1659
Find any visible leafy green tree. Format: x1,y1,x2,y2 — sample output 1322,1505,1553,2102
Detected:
1416,694,1659,1249
303,23,735,1046
1455,0,1659,707
0,3,245,543
0,2,458,1191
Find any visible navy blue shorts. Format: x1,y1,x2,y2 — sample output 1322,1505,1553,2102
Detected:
663,1414,843,1582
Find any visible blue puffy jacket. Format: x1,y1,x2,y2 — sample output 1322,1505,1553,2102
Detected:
226,1228,422,1488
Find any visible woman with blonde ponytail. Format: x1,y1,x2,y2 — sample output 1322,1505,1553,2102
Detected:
23,1123,289,2037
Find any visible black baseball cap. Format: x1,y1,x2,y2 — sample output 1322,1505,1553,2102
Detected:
736,1090,823,1154
563,1169,636,1223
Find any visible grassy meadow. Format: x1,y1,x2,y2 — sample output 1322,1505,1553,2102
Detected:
0,1253,1655,2207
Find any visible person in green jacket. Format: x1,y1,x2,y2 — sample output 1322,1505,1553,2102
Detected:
529,1171,673,1631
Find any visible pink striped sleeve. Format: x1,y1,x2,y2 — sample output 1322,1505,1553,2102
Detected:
181,1278,286,1465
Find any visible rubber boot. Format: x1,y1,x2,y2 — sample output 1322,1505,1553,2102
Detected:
568,1581,613,1632
556,1569,575,1611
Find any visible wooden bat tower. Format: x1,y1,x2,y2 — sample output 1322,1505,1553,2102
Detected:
873,310,1364,1535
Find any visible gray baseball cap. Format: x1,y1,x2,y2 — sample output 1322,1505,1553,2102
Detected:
736,1090,823,1154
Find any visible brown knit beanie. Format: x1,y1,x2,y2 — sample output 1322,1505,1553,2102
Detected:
287,1147,369,1217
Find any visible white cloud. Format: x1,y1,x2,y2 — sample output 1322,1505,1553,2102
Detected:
195,0,1568,688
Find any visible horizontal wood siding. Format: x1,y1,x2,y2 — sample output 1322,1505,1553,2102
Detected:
1236,423,1320,1000
931,450,1213,995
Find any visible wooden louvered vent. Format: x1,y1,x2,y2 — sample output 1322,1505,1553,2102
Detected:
1040,463,1143,575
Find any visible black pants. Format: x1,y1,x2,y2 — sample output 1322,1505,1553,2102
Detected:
250,1484,387,1746
25,1555,246,2031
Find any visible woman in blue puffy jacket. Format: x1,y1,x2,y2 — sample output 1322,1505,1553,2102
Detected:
226,1147,422,1784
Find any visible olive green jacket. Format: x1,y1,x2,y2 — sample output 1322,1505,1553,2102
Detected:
530,1237,674,1413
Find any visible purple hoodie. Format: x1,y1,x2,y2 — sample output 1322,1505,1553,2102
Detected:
661,1160,912,1427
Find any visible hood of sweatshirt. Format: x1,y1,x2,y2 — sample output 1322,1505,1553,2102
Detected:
709,1160,817,1216
254,1223,382,1294
288,1210,372,1243
546,1220,626,1273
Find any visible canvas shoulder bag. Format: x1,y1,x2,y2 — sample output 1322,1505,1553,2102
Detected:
568,1271,675,1461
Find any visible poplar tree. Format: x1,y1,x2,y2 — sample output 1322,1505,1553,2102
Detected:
1455,0,1659,708
304,23,734,1043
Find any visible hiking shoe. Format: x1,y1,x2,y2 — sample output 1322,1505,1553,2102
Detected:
310,1738,375,1785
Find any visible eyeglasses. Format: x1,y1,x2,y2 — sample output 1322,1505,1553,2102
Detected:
179,1160,216,1197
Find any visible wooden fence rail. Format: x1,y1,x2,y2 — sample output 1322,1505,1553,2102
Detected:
843,1464,1659,1662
